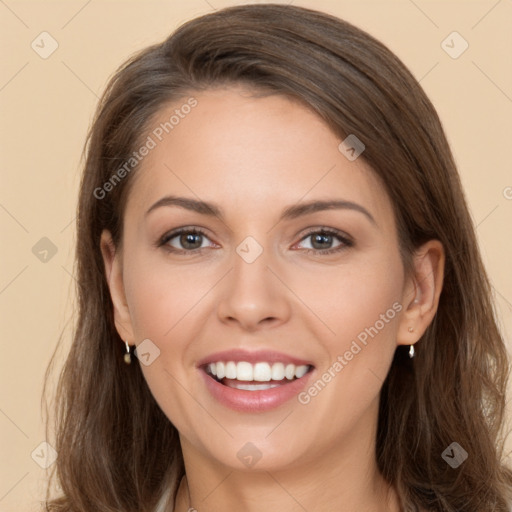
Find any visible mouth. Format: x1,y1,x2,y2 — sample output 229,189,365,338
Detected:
203,361,314,390
199,358,315,412
196,348,317,413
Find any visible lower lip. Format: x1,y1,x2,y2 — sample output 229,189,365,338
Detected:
200,368,315,412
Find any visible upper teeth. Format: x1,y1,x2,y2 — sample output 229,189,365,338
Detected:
207,361,309,381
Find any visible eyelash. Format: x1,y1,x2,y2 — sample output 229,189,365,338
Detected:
157,226,354,256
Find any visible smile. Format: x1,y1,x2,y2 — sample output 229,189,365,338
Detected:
198,351,315,412
206,361,311,390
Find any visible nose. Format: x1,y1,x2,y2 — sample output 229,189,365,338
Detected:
216,247,292,332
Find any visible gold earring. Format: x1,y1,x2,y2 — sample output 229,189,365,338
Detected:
124,341,131,364
409,344,415,358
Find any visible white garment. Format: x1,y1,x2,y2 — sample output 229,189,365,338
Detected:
154,487,173,512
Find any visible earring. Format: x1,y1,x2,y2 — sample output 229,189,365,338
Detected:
409,344,415,358
124,341,131,364
408,326,414,333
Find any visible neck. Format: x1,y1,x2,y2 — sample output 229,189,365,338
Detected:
174,442,400,509
175,465,399,512
174,426,400,512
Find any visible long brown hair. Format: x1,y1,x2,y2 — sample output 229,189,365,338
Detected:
44,4,512,511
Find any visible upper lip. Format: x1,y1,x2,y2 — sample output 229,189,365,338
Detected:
196,349,314,368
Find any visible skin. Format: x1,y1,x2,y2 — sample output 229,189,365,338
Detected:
101,86,444,512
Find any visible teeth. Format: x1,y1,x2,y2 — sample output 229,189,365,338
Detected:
225,382,282,391
271,362,284,380
207,361,310,382
285,364,295,380
225,361,237,379
295,364,309,378
237,361,253,381
253,362,271,381
216,361,225,379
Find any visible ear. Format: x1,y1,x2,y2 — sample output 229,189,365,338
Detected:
397,239,445,347
100,229,135,345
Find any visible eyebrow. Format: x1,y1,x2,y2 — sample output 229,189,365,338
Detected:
145,195,377,226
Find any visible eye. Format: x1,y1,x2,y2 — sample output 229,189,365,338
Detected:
295,228,353,255
158,227,214,253
156,226,353,256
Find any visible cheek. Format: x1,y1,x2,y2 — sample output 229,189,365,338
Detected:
334,271,401,349
293,255,403,441
121,254,208,432
121,251,223,424
294,250,404,355
123,249,213,339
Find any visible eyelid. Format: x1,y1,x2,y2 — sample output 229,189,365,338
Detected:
157,226,354,255
292,226,354,254
297,226,353,244
157,226,215,252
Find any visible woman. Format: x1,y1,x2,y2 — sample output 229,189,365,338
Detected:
44,4,512,511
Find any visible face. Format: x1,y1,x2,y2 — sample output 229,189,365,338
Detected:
102,86,425,473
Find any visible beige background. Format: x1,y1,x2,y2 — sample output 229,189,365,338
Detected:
1,0,511,510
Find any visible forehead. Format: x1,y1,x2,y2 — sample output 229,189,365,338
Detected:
124,87,393,226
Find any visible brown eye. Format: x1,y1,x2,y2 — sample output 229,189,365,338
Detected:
159,228,212,253
310,232,336,250
178,232,204,250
